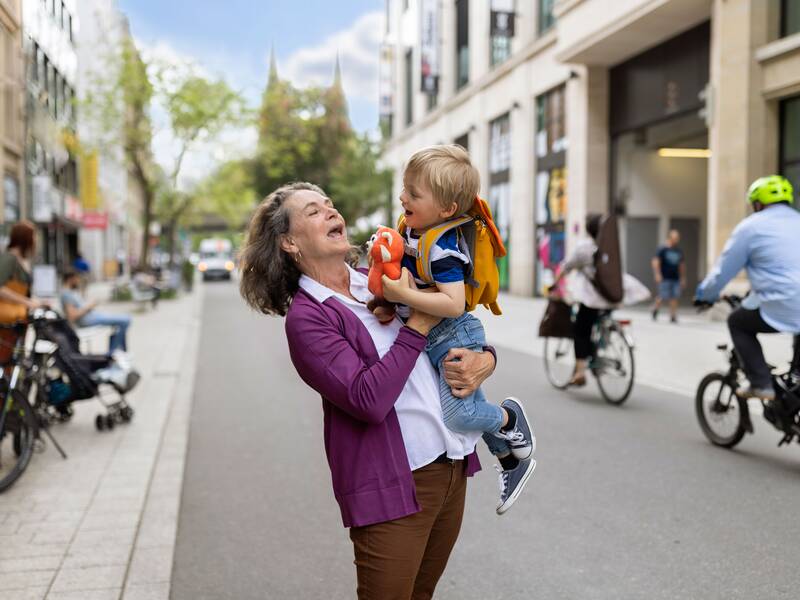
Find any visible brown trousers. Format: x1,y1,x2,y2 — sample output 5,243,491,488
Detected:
349,461,467,600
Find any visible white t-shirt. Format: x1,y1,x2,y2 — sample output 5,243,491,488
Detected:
299,266,480,469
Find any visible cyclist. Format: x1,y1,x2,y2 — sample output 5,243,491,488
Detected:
549,213,605,387
695,175,800,401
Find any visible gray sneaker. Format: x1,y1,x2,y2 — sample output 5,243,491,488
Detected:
496,458,536,515
497,397,536,460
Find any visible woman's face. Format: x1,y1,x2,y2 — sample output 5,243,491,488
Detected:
283,189,349,263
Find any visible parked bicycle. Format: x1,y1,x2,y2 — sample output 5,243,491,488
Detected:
544,309,636,405
695,296,800,448
0,314,61,493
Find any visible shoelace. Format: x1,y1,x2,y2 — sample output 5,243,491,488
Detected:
495,465,509,500
504,429,525,446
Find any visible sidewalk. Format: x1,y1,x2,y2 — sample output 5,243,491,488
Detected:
483,293,794,398
0,283,203,599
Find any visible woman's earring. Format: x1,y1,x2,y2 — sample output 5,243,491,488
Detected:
295,250,303,262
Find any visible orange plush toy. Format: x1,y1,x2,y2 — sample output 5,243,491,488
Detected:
367,226,404,299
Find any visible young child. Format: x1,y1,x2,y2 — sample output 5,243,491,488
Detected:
380,145,536,514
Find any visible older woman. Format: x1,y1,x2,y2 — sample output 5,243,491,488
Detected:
240,182,497,599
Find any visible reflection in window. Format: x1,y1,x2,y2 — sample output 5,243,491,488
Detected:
535,86,568,296
782,0,800,37
490,35,511,67
489,113,511,289
538,0,556,35
456,0,469,90
781,95,800,209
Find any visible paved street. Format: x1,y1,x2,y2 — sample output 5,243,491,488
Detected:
173,282,800,600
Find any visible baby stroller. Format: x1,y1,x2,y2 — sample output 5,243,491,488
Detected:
31,311,140,431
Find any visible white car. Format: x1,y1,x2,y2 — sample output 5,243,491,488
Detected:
198,239,235,281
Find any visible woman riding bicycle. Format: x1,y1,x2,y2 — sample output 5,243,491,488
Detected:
549,214,607,387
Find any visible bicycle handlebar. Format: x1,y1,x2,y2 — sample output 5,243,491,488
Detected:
693,294,742,311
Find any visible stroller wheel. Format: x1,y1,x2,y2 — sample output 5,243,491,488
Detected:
120,406,134,423
104,415,115,430
95,414,105,431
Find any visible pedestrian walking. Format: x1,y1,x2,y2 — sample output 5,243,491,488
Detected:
239,182,497,600
651,230,686,323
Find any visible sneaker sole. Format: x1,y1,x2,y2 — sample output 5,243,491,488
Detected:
502,396,535,460
496,459,536,515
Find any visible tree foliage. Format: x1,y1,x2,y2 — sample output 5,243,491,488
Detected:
254,72,390,234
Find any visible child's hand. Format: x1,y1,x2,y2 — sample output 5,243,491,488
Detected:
373,304,395,324
382,267,413,303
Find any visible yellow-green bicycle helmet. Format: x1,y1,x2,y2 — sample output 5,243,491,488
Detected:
747,175,794,205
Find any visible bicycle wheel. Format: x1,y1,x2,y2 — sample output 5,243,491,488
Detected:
0,389,37,493
695,372,746,448
544,337,575,389
593,325,635,405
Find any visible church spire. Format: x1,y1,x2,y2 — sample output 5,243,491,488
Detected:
333,52,342,90
268,45,278,86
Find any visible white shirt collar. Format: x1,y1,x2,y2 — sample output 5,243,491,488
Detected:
299,265,370,305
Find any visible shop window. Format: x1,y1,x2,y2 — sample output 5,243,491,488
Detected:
534,86,568,296
782,0,800,37
781,95,800,207
456,0,469,90
404,49,413,126
538,0,556,35
489,113,511,290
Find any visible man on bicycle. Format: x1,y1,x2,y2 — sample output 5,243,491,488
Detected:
695,175,800,401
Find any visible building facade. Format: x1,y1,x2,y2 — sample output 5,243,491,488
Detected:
22,0,79,268
381,0,800,298
0,0,25,237
76,0,135,279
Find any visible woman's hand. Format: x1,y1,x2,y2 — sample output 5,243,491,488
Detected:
381,268,413,304
442,348,496,398
405,308,441,337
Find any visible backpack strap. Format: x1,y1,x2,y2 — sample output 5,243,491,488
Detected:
415,215,474,284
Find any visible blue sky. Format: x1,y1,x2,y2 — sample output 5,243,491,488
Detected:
117,0,383,133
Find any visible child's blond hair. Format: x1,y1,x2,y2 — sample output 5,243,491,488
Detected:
404,144,480,216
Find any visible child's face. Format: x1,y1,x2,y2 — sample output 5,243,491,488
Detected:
400,175,456,231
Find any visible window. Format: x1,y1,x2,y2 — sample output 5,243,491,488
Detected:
454,132,469,152
3,175,19,223
489,113,511,289
490,35,511,67
538,0,556,35
781,95,800,207
534,86,568,295
456,0,469,90
404,49,413,126
782,0,800,37
30,45,39,83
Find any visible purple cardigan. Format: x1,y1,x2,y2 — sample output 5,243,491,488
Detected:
284,287,481,528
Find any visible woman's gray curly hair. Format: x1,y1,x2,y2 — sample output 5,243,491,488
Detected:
239,181,359,316
239,182,325,316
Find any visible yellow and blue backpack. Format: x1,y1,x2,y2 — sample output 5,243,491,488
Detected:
397,197,507,315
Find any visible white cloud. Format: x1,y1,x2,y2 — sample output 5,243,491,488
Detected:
283,11,382,104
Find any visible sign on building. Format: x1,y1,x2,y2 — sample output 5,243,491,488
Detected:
32,175,53,223
379,43,394,120
420,0,440,94
490,0,515,37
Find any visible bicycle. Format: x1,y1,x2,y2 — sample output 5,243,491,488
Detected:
695,296,800,448
544,309,636,405
0,311,72,493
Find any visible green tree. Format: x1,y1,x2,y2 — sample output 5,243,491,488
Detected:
254,60,389,233
83,40,247,268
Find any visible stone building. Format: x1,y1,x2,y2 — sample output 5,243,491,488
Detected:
381,0,800,297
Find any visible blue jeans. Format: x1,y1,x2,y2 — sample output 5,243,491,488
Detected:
426,312,509,457
80,312,131,354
